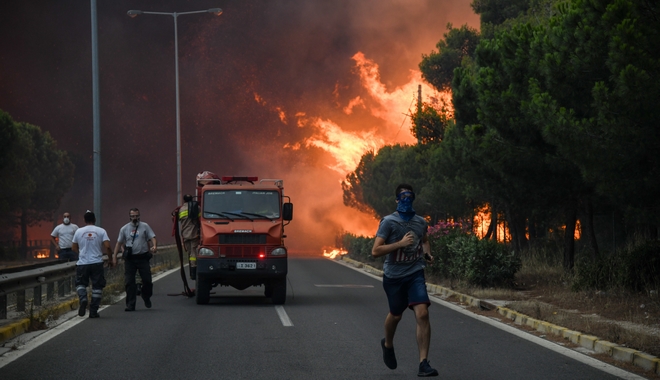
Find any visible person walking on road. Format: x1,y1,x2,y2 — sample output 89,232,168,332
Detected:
113,208,157,311
71,210,114,318
51,212,79,261
178,194,200,280
372,184,438,377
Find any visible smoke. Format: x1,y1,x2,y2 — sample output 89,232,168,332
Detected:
0,0,479,254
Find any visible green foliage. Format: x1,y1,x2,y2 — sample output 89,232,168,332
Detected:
471,0,531,26
411,102,450,144
573,241,660,292
341,144,435,219
0,109,74,256
420,23,480,92
341,233,375,263
345,218,522,287
447,235,521,287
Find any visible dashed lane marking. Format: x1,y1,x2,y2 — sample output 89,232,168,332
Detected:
275,305,293,327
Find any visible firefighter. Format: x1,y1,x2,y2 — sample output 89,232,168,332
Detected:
178,194,200,280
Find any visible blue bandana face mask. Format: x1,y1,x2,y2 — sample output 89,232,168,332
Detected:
396,191,416,221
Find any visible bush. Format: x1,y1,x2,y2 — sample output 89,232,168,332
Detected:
448,235,520,287
573,241,660,292
341,233,375,262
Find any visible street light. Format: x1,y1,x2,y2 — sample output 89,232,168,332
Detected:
127,8,223,205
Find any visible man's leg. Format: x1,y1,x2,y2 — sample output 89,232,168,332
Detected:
124,260,138,310
384,312,402,348
412,303,431,361
89,263,106,318
184,239,197,280
137,259,153,307
75,265,89,317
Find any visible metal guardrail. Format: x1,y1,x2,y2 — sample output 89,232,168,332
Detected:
0,261,77,319
0,245,178,319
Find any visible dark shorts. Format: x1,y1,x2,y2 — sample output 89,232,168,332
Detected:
383,269,430,316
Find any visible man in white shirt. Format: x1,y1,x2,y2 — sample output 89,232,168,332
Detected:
72,211,114,318
50,212,79,261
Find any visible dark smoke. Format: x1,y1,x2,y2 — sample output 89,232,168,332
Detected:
0,0,479,253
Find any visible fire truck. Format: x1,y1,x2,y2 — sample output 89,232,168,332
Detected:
194,175,293,305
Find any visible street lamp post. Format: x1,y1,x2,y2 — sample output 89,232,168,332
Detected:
127,8,222,205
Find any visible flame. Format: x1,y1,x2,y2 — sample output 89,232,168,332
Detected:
343,96,365,115
323,248,348,259
301,118,384,174
34,249,50,259
472,205,511,242
351,52,447,137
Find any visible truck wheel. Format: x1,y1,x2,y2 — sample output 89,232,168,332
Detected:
271,278,286,305
196,277,210,305
264,283,273,298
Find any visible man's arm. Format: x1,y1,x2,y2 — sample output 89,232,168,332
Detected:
371,232,414,258
50,235,60,251
422,234,433,264
150,237,157,253
104,240,115,267
72,243,79,253
113,241,123,260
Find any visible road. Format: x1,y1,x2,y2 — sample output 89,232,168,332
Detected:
0,257,641,379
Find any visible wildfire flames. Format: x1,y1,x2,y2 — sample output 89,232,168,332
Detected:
323,248,348,259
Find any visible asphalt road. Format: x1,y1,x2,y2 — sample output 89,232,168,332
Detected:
0,257,640,379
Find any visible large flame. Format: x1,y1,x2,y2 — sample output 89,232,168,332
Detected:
254,52,448,254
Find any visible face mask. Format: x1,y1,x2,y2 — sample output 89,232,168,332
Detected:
63,217,70,225
131,217,140,225
396,191,416,221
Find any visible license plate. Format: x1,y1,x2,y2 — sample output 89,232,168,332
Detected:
236,262,256,269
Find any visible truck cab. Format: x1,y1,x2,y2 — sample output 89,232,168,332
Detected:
194,176,293,304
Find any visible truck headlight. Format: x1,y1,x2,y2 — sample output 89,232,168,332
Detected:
271,247,286,256
198,247,215,256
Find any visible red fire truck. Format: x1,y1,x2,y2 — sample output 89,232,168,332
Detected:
194,175,293,304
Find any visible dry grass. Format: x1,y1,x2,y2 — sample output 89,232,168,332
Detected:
432,250,660,358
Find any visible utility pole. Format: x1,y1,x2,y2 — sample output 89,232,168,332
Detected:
91,0,102,226
417,85,422,145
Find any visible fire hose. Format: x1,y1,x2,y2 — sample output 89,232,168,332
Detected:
169,208,195,297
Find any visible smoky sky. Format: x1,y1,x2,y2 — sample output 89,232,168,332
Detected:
0,0,479,253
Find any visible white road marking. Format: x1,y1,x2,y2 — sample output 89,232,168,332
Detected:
0,266,180,369
329,258,646,380
314,284,373,288
275,305,293,327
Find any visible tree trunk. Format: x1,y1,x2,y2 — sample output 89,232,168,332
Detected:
515,213,529,251
505,206,521,253
563,205,578,271
20,209,28,259
528,218,537,242
484,206,495,240
583,199,600,259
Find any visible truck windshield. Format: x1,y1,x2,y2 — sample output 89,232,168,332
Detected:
203,190,280,219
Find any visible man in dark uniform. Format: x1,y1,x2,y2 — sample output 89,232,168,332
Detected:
113,208,157,311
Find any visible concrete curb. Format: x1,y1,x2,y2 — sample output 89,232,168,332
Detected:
0,298,78,344
338,255,660,376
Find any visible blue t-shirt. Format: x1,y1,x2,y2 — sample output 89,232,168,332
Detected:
376,212,428,279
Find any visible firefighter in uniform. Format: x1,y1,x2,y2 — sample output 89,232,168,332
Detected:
179,194,200,280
